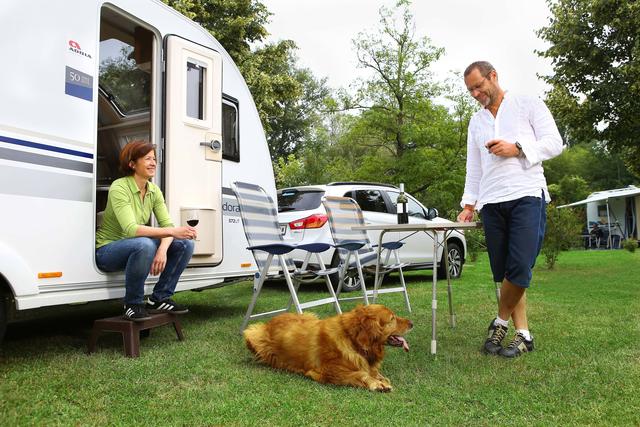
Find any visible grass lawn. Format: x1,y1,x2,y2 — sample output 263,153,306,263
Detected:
1,250,639,426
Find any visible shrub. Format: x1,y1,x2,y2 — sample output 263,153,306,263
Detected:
542,204,583,269
622,239,637,253
464,228,485,262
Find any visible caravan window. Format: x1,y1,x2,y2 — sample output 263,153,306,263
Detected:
186,60,206,120
222,97,239,162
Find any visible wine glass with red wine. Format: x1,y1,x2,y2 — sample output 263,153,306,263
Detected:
186,210,199,227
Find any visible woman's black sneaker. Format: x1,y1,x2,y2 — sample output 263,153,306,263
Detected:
499,332,534,358
483,319,508,355
146,297,189,314
123,304,152,322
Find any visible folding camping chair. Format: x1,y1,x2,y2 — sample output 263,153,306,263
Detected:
232,182,342,332
322,196,411,312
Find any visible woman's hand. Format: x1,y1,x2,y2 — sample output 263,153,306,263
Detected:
171,226,197,240
151,249,167,276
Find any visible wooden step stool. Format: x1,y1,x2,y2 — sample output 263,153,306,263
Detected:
87,312,184,358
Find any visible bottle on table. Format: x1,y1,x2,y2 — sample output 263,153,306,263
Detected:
397,183,408,224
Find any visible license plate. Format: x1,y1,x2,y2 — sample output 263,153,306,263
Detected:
280,224,287,235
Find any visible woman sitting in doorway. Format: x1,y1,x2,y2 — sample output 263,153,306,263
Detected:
96,140,196,321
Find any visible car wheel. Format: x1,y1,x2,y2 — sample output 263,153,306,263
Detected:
329,251,363,292
437,241,463,280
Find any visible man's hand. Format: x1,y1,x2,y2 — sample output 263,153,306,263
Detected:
485,139,520,157
457,205,475,222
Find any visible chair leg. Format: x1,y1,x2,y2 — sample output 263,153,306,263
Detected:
372,249,392,304
355,254,369,305
240,254,273,333
316,253,342,314
494,282,501,305
336,251,351,299
280,255,303,314
393,249,411,313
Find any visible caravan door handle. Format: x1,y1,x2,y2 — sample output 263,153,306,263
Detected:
200,140,221,151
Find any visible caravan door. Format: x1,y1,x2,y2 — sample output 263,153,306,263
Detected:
165,36,223,265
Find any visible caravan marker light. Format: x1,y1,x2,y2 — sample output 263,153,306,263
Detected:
240,263,252,268
38,272,63,279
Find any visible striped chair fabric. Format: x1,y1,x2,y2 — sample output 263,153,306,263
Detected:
323,196,411,312
232,182,342,331
232,181,294,273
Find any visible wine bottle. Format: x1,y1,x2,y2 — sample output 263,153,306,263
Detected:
397,183,409,224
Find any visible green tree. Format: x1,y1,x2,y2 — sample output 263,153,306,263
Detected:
350,0,444,158
537,0,640,175
162,0,270,64
543,142,638,196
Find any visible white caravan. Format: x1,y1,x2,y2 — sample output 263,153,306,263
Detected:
0,0,275,337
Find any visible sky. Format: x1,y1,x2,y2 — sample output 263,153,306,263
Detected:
261,0,555,99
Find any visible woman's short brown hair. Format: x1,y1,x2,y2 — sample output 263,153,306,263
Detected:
119,140,156,175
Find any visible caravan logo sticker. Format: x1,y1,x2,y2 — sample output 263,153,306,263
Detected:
68,40,92,59
65,66,93,102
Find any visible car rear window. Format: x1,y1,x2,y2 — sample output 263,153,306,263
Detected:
277,189,325,212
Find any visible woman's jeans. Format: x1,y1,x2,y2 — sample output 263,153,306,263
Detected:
96,237,195,305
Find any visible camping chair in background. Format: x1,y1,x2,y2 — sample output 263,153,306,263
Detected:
231,182,342,332
322,196,411,312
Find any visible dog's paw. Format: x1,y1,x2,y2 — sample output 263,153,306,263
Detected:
375,373,391,386
369,380,393,392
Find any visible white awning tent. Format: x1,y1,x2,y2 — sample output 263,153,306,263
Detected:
558,185,640,246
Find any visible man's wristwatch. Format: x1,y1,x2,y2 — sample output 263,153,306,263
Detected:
515,141,523,157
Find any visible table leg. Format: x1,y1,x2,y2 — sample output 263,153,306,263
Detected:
373,230,385,303
431,231,438,355
444,236,456,328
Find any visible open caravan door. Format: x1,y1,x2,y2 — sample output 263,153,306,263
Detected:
165,35,223,265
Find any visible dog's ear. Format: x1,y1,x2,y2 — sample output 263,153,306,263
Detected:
354,311,383,351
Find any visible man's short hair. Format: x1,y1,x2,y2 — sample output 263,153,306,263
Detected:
464,61,495,77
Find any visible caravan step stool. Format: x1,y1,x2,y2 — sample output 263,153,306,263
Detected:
87,313,184,358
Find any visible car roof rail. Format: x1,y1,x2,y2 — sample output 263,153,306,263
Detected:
327,181,399,189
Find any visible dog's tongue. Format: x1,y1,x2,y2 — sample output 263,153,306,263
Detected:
387,335,409,352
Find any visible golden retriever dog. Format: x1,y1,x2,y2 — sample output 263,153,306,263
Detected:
243,304,413,392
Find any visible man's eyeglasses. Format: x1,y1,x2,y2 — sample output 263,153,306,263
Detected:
467,76,488,94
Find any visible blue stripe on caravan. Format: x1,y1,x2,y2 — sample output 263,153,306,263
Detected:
0,134,93,159
0,147,93,173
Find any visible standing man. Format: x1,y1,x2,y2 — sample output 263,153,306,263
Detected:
457,61,564,357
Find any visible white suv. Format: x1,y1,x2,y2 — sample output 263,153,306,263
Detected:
277,182,467,290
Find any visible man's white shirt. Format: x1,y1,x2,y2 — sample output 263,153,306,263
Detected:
460,92,564,210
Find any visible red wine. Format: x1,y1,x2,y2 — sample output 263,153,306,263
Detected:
187,219,199,227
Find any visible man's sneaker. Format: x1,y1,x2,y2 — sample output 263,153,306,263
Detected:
499,332,534,358
123,304,152,322
146,297,189,314
483,319,508,355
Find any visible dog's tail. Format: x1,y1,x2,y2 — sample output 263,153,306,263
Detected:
243,323,268,356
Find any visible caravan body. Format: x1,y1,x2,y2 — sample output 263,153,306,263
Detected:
584,186,640,242
0,1,274,319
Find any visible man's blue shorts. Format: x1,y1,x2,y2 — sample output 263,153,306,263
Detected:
480,193,546,288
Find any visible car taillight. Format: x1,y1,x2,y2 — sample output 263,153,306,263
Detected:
288,214,328,230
